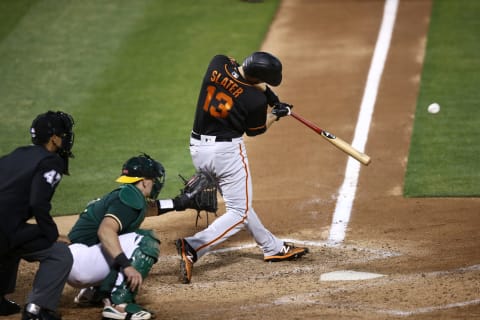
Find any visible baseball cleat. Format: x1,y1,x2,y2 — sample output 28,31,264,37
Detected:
22,303,61,320
264,242,309,262
102,304,152,320
175,238,195,284
0,297,20,316
73,286,103,307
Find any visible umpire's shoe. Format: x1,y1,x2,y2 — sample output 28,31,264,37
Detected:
175,238,197,284
0,297,20,315
264,242,309,262
22,303,61,320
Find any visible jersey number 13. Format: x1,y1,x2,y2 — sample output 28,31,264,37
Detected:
202,85,233,119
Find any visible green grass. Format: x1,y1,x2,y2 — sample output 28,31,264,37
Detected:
404,0,480,197
0,0,280,215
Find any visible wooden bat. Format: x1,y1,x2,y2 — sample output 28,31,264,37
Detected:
251,82,371,165
290,112,371,166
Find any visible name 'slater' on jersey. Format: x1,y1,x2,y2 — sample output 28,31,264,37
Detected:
193,55,270,139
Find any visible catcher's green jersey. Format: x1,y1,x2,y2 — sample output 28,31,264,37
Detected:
68,184,147,246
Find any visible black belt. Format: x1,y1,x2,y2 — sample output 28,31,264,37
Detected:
191,132,235,142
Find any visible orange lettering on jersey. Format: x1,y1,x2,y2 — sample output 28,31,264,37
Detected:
220,77,229,88
210,70,221,83
210,70,244,98
232,87,243,98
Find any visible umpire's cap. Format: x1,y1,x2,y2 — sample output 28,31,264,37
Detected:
242,51,282,86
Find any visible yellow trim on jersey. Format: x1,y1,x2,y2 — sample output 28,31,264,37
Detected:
105,213,123,231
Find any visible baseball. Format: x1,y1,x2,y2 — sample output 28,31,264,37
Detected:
427,102,440,114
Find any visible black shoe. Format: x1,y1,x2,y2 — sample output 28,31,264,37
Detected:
22,303,62,320
73,286,104,307
0,297,21,315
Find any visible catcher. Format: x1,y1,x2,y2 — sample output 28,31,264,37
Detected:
66,153,217,320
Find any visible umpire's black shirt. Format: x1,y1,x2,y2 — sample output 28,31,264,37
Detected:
0,145,65,255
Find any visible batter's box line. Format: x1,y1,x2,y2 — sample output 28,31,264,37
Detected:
269,297,480,317
267,264,480,314
207,238,401,259
378,299,480,317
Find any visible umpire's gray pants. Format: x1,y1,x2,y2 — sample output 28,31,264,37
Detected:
1,242,73,311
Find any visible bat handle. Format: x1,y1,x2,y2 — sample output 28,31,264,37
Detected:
290,112,324,135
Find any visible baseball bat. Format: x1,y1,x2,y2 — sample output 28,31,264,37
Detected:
251,82,371,165
290,112,371,166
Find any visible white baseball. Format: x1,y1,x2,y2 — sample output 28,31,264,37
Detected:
427,102,440,114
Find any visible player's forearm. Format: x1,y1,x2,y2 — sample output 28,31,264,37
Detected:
98,224,124,259
266,112,278,129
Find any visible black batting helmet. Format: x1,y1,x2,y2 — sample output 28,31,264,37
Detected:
242,51,282,86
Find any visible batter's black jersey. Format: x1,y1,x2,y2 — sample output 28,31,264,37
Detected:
0,145,65,253
192,55,269,138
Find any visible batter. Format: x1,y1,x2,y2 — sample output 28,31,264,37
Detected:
175,52,309,284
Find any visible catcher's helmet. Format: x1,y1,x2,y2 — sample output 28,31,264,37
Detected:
116,153,166,199
242,51,282,86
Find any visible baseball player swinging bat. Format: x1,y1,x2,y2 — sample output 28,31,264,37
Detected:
290,112,371,166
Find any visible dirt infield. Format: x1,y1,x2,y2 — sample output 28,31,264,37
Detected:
6,1,480,319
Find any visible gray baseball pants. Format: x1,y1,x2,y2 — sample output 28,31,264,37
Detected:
0,242,73,311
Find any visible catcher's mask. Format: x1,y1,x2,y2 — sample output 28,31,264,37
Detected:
242,51,282,86
30,110,75,174
116,153,165,199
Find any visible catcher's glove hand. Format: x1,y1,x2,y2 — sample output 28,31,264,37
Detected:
173,170,218,227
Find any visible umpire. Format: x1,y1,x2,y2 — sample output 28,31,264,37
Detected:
0,111,75,320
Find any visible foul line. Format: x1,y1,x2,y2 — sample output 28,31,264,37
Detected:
327,0,399,245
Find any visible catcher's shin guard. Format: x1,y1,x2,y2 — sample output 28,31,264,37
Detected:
109,230,160,313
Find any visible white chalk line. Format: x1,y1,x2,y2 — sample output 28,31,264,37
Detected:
327,0,399,245
380,299,480,317
247,264,480,316
207,238,401,259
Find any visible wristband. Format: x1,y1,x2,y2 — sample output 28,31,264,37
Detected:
265,86,279,106
157,199,174,215
114,253,131,269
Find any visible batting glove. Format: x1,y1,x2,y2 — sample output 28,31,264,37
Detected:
272,102,293,120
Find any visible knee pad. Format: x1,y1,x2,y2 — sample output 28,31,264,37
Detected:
110,229,160,305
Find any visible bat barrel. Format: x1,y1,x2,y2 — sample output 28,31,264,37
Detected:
290,112,371,166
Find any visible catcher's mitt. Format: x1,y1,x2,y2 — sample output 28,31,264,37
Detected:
177,170,218,227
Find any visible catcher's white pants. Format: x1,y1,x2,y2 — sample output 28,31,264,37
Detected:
187,135,284,258
67,232,141,288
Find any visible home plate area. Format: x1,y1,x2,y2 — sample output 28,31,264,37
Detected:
148,240,400,285
320,270,385,281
